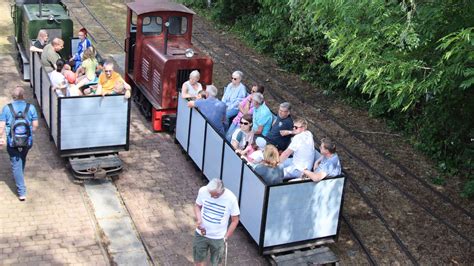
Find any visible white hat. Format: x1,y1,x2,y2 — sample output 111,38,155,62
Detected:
256,137,267,150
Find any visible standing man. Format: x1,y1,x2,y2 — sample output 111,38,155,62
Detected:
265,102,294,151
193,179,240,266
96,60,132,98
188,85,227,135
41,38,64,74
0,86,39,201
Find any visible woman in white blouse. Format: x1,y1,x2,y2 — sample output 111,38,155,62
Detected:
181,70,203,99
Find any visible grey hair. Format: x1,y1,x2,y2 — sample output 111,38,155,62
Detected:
103,60,115,68
206,85,218,97
252,92,264,104
280,102,291,111
207,179,225,193
11,86,25,100
232,70,243,80
189,70,200,79
37,29,48,40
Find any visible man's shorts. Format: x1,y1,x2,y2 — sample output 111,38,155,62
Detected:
193,232,225,265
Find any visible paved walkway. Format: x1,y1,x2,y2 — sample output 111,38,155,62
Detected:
0,55,108,265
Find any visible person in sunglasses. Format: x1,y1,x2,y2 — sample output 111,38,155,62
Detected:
225,85,264,141
279,118,315,179
96,61,132,99
231,114,254,151
221,71,247,125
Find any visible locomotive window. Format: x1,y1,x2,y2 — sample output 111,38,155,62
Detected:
142,16,163,36
168,16,187,35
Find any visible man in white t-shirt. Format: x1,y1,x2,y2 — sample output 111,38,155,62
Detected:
193,179,240,266
279,118,315,179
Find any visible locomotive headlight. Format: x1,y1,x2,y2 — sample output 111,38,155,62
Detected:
185,48,194,58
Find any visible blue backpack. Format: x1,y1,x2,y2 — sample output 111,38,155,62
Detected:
7,103,32,148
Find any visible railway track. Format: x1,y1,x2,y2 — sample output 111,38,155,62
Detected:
65,1,473,264
189,18,473,263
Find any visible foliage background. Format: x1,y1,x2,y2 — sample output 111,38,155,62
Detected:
181,0,474,197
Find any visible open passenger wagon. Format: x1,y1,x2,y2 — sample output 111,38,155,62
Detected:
175,95,346,255
30,51,131,179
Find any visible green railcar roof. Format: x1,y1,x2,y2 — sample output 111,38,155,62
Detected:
24,4,70,21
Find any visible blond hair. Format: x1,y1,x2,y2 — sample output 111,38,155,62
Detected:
263,144,279,167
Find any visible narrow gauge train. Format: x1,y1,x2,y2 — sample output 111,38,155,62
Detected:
13,0,130,179
12,0,73,81
124,0,213,132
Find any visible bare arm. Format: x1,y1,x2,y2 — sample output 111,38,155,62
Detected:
224,215,240,240
279,148,294,164
29,46,43,53
254,125,264,135
303,169,327,182
32,120,39,132
313,156,323,170
187,101,196,108
194,204,203,228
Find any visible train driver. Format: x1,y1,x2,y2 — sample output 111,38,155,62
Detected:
30,30,48,53
181,70,203,99
96,61,131,99
302,137,342,182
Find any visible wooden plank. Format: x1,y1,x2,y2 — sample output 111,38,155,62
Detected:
271,246,339,266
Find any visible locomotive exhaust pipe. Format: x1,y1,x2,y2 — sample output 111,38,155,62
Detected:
38,0,42,18
164,20,170,55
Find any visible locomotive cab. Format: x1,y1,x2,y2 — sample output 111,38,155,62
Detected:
125,0,213,132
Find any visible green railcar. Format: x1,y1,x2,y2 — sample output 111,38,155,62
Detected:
12,0,73,80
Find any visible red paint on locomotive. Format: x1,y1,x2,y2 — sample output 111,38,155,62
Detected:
125,0,213,131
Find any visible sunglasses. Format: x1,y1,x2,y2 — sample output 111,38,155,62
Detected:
232,77,239,80
240,121,250,125
104,70,113,73
293,125,303,129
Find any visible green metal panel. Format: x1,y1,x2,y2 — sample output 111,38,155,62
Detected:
21,3,73,58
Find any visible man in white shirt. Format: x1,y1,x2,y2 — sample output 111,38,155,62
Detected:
279,118,315,179
193,179,240,266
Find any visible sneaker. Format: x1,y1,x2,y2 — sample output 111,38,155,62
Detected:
18,196,26,201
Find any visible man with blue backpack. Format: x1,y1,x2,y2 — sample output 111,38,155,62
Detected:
0,86,38,201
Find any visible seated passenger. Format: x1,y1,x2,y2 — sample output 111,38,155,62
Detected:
251,93,272,136
188,85,227,135
70,28,92,71
196,90,207,99
265,102,294,151
302,137,342,182
181,70,203,99
96,61,131,98
49,59,68,97
30,30,48,53
76,47,99,94
221,70,247,123
226,85,264,141
237,136,265,165
279,118,315,179
254,144,284,185
41,38,65,75
231,114,254,151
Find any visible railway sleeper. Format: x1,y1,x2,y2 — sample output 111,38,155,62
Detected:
268,246,339,266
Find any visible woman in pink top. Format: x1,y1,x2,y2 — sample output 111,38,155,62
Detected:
225,85,264,141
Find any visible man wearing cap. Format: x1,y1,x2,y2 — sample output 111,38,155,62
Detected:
193,179,240,266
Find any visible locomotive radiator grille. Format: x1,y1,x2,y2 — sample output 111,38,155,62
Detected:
142,58,150,81
152,70,162,105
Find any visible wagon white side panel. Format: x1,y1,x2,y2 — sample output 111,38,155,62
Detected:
41,70,51,128
263,177,345,247
59,96,128,150
33,52,42,104
240,165,266,243
221,144,243,200
176,95,191,151
188,108,206,170
203,125,223,181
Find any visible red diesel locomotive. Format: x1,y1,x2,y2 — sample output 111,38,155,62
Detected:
124,0,213,131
